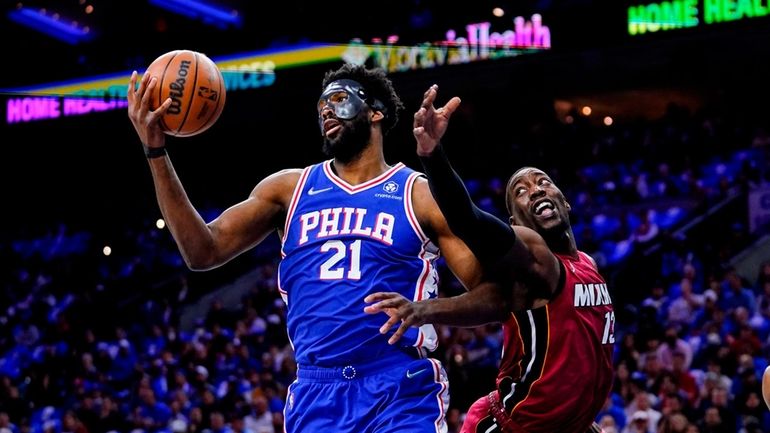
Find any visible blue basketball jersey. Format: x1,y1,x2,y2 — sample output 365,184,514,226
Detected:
278,160,440,366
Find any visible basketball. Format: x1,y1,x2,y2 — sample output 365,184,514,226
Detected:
144,50,226,137
763,366,770,409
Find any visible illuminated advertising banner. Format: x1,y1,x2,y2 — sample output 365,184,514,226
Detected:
344,14,551,73
5,14,552,124
4,43,347,125
628,0,770,35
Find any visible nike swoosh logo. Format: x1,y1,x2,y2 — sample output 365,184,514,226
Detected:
308,187,333,196
406,368,427,379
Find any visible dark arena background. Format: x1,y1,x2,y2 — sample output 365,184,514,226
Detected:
3,0,770,432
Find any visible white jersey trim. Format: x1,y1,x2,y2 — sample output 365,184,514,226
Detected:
404,171,430,243
429,358,449,433
281,166,313,250
322,159,405,194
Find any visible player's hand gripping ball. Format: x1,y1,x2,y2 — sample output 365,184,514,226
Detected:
144,49,226,137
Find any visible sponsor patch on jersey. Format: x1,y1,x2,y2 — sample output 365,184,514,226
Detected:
383,181,399,194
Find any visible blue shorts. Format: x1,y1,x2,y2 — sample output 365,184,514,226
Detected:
284,352,449,433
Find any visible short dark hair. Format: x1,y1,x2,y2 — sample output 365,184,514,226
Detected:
322,63,404,134
505,166,540,215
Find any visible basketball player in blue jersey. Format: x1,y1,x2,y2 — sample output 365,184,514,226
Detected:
127,64,489,432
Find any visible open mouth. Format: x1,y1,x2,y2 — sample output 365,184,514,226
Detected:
323,118,341,137
533,199,556,218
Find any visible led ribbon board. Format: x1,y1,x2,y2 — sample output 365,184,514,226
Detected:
344,14,551,73
628,0,770,35
4,43,347,124
5,14,553,124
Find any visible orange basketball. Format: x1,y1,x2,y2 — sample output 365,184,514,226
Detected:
144,50,226,137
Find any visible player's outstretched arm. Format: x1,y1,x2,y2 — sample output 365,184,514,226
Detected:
411,86,560,315
127,71,298,271
413,85,516,267
364,282,507,345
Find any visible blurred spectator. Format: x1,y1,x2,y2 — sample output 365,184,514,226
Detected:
91,396,127,433
598,413,620,433
657,413,690,433
641,283,670,323
621,410,651,433
671,351,698,406
629,210,660,246
595,394,627,430
720,268,756,315
0,412,18,433
60,410,88,433
243,396,273,433
624,392,661,433
667,278,705,330
658,325,694,371
230,416,255,433
203,411,232,433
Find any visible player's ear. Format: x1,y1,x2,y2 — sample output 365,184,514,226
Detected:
565,201,571,211
371,110,384,122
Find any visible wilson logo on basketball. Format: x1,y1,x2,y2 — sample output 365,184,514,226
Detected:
167,59,191,115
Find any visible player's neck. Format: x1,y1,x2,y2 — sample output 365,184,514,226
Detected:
332,142,389,186
545,229,579,259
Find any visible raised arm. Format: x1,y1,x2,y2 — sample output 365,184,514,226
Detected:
413,85,561,291
127,71,296,271
413,85,515,267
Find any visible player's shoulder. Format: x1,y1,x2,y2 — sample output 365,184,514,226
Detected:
251,168,305,200
578,250,599,269
260,168,304,186
410,173,429,190
402,174,442,231
409,175,436,210
272,168,305,180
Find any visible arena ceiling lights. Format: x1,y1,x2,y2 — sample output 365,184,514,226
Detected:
8,6,96,45
148,0,243,29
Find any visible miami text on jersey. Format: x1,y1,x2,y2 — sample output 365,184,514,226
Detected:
573,283,612,307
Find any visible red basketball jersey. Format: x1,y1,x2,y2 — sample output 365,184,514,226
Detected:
495,251,614,433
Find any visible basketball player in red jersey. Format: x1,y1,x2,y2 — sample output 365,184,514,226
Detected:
365,85,613,433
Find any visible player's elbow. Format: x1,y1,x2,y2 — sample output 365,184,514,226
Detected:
186,260,213,272
182,250,222,271
184,257,210,272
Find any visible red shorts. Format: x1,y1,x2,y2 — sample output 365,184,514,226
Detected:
460,392,604,433
461,393,497,433
460,392,519,433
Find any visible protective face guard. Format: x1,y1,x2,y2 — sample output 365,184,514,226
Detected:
317,79,385,133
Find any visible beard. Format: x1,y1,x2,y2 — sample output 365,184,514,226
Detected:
322,111,372,163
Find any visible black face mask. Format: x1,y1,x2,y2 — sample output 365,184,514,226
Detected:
317,79,385,134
